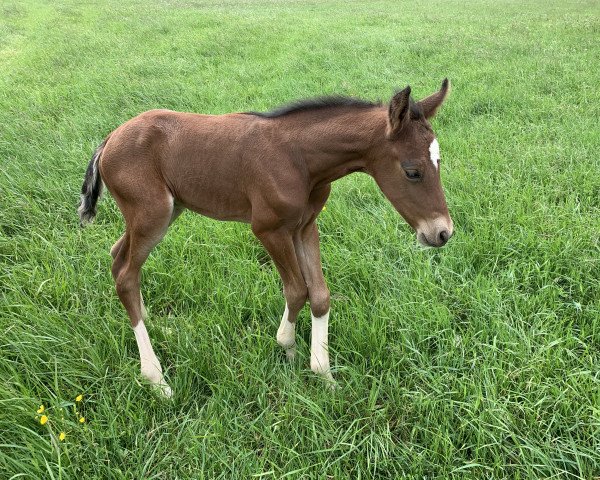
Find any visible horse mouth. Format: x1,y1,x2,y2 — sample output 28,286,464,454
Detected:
417,231,450,248
417,232,436,247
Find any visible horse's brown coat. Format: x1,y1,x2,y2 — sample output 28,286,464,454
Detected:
79,79,453,391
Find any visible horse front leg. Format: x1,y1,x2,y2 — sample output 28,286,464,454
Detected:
294,221,334,383
252,226,308,362
277,303,297,361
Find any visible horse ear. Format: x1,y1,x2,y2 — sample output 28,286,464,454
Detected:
387,86,411,138
418,78,450,119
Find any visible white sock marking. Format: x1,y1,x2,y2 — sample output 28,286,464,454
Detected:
311,309,333,381
277,304,296,360
429,138,440,170
276,304,295,347
133,320,172,397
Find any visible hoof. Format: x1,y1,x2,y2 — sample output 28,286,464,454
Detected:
312,365,337,389
284,345,297,361
321,372,337,390
141,368,172,399
326,378,339,391
157,382,173,398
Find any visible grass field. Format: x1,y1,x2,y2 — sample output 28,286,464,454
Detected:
1,0,599,478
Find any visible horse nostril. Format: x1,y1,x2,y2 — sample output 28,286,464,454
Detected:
439,230,449,245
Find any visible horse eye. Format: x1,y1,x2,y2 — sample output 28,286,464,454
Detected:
404,169,421,180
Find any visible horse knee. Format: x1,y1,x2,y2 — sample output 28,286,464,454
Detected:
111,259,123,281
310,286,330,318
285,284,308,312
115,271,137,299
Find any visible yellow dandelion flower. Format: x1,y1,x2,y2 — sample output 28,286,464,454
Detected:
79,417,85,423
59,432,66,441
75,394,83,402
37,405,45,414
322,206,327,211
40,415,48,425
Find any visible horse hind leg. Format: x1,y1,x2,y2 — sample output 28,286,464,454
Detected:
112,192,175,398
111,203,184,321
110,234,126,259
110,204,183,263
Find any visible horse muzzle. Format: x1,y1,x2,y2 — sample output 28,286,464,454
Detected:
416,217,454,248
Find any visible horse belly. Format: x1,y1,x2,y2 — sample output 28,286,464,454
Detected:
162,149,252,223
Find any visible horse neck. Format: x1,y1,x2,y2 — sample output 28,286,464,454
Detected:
280,107,387,187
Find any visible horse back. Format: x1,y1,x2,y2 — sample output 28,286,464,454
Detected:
101,109,265,222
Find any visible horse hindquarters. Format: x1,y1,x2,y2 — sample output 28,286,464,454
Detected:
99,132,177,397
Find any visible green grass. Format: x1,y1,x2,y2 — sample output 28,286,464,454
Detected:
1,0,599,478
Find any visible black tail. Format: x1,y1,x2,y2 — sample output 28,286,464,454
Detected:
78,137,109,226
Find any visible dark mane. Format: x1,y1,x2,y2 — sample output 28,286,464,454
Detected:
245,96,381,118
245,95,424,120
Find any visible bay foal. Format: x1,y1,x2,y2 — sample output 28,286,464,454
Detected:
79,80,453,396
